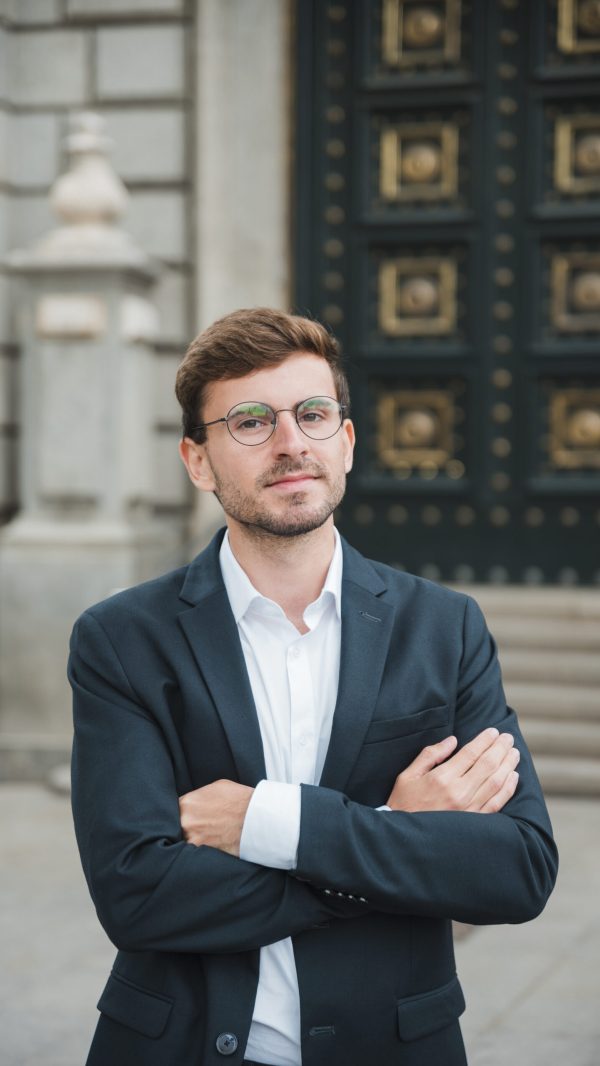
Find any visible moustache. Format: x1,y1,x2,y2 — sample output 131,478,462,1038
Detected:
258,462,327,488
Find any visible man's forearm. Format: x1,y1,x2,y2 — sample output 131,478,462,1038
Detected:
292,710,557,923
295,777,557,926
179,723,556,927
179,729,520,867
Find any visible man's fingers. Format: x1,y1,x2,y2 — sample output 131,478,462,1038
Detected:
402,735,458,779
477,769,520,814
448,732,516,806
449,728,516,784
447,726,504,776
388,726,521,813
467,747,521,812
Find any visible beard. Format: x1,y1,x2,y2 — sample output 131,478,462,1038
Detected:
211,458,346,539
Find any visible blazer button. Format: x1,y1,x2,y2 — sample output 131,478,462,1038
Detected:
215,1032,238,1055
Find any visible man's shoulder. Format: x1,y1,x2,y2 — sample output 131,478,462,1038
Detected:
75,532,224,634
74,564,190,638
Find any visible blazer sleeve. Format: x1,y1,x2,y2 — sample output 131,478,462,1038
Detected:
69,611,364,955
295,595,558,925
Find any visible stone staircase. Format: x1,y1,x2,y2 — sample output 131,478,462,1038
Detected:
461,588,600,797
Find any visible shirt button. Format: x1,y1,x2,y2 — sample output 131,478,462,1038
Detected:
215,1032,238,1055
290,646,301,659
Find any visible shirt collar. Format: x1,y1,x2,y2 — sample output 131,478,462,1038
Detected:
219,527,343,625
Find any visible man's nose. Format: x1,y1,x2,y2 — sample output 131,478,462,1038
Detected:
271,410,309,454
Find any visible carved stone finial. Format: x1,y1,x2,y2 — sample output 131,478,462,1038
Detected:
50,111,128,227
8,111,155,274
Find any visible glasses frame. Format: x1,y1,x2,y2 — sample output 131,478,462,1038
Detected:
191,395,348,447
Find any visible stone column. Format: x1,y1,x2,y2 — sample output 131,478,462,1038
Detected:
0,112,176,782
191,0,293,547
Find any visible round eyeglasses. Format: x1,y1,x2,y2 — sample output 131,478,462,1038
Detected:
192,395,347,446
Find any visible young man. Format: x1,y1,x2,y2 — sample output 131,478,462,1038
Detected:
69,307,557,1066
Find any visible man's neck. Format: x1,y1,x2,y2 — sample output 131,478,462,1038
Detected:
226,520,337,633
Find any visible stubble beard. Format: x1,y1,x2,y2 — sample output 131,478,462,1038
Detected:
211,459,347,541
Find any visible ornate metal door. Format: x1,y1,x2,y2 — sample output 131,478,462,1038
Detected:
295,0,600,585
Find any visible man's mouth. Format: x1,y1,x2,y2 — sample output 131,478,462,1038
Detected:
267,473,318,488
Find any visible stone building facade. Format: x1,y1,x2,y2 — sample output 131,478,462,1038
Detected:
0,0,291,534
0,0,292,776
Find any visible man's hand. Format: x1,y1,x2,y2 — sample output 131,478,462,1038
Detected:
387,727,520,814
179,779,254,856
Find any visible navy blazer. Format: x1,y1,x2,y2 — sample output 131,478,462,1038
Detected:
69,530,558,1066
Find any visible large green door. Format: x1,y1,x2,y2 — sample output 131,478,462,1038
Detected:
295,0,600,585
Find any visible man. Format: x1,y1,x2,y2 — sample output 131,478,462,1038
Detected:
69,307,558,1066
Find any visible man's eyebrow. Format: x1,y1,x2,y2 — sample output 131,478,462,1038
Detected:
234,402,270,414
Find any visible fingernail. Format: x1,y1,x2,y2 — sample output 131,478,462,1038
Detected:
502,732,514,745
487,727,499,738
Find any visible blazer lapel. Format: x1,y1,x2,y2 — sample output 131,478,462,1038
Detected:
177,533,267,786
320,542,395,792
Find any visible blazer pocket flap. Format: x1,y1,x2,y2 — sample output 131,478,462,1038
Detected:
397,975,465,1042
97,972,174,1039
364,704,449,744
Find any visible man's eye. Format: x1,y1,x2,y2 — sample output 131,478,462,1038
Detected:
299,410,324,422
237,418,267,431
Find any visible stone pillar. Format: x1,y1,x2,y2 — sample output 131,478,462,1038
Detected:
0,112,176,782
191,0,293,547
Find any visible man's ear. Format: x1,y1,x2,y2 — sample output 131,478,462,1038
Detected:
342,418,355,474
179,437,216,493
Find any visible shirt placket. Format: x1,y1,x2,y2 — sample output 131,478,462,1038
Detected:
286,638,317,785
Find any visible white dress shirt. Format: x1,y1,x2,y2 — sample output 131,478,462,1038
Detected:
219,529,343,1066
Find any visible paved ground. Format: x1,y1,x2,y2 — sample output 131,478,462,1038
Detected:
1,785,598,1066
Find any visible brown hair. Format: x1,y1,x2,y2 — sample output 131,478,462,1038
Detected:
175,307,350,442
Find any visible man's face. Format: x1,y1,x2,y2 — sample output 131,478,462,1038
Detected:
179,352,355,539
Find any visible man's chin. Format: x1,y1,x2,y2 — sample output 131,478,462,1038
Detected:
239,507,334,539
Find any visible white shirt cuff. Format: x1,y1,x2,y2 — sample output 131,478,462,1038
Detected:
239,779,301,870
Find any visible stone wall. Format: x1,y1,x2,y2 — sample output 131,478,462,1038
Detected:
0,0,193,525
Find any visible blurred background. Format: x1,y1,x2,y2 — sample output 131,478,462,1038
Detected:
0,1,598,1063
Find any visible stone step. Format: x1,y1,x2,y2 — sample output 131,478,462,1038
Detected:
506,682,600,722
461,586,600,620
491,616,600,652
533,754,600,797
518,717,600,758
500,648,600,687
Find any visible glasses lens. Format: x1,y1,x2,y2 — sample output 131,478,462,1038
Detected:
296,397,342,439
227,402,275,444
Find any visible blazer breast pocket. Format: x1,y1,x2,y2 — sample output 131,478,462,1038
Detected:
347,703,452,803
363,703,450,745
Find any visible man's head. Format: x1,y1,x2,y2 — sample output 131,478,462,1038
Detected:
175,307,350,443
176,308,354,542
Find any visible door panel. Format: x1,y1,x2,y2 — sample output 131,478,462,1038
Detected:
295,0,600,585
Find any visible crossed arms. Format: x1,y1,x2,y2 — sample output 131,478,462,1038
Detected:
179,726,522,853
69,598,558,957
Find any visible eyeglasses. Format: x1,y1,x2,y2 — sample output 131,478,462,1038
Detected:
192,395,348,447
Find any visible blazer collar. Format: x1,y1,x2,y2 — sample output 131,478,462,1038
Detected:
177,528,394,791
179,528,228,606
177,528,378,606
